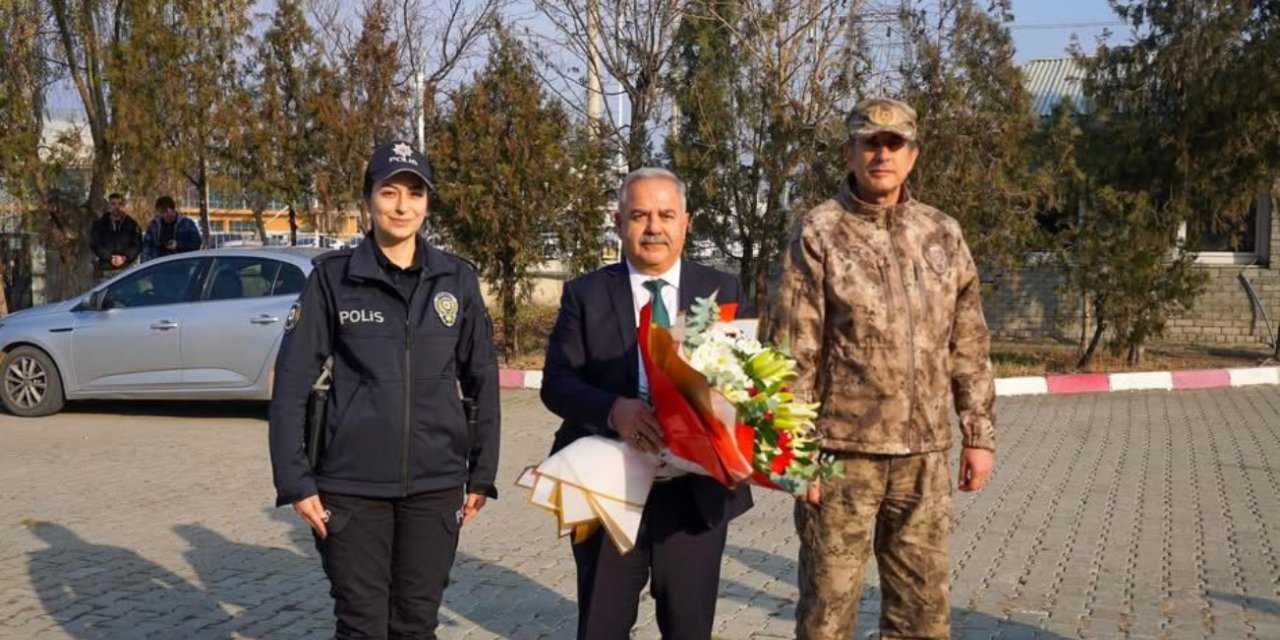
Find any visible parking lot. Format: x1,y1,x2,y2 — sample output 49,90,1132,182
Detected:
2,388,1280,639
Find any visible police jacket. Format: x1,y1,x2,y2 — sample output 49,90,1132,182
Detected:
268,235,500,507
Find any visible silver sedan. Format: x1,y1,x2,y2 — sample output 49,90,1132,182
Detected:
0,247,324,416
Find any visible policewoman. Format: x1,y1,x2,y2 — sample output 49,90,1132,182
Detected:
269,141,499,639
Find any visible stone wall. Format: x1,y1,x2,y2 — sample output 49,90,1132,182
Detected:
986,196,1280,348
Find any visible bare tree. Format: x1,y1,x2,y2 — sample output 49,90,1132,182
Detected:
47,0,117,211
529,0,686,171
306,0,357,67
309,0,411,233
397,0,505,146
4,0,132,297
669,0,863,314
303,0,499,236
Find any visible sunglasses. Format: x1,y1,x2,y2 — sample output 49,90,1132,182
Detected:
859,136,909,152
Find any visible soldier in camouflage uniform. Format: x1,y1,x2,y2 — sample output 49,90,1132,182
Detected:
770,97,997,640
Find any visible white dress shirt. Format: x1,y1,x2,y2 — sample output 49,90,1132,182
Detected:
626,258,681,399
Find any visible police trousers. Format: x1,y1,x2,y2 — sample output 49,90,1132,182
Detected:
794,450,953,640
314,488,464,640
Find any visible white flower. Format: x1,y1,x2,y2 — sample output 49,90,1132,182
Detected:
733,335,764,356
682,321,773,408
688,336,750,395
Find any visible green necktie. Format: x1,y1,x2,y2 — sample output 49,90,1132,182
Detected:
643,279,671,328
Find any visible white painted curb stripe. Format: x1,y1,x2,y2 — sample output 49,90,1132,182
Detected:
1229,366,1280,387
513,367,1280,392
995,377,1049,397
1108,371,1174,392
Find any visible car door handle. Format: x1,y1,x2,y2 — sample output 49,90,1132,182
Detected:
251,315,280,325
150,320,179,331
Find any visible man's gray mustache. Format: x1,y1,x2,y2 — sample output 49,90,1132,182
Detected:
640,236,669,246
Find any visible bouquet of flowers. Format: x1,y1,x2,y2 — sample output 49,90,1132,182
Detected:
517,294,842,554
640,296,844,495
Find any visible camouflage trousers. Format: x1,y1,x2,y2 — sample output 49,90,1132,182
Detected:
794,450,953,640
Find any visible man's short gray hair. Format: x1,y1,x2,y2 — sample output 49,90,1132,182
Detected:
617,167,687,213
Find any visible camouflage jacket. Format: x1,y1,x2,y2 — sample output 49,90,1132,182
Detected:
771,179,996,454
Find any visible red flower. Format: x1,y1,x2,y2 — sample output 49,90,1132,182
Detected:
770,431,795,475
764,411,774,422
770,449,795,475
748,386,759,397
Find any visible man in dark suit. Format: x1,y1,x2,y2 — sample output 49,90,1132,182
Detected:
541,167,753,640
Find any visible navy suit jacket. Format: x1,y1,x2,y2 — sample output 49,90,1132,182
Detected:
541,259,753,528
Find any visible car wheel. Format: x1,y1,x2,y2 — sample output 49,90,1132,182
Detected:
1,346,66,417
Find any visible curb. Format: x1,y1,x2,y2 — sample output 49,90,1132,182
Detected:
500,366,1280,397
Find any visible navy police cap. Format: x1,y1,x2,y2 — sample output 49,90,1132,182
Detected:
362,141,435,197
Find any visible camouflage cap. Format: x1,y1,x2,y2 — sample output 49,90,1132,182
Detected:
846,97,918,142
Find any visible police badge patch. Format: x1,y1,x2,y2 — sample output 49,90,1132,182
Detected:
433,292,459,328
925,244,950,275
285,301,301,332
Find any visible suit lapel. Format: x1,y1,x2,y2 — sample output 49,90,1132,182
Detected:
612,260,715,394
605,263,639,392
679,260,710,312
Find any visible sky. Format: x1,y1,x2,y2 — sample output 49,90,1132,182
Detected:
1008,0,1127,62
44,0,1131,120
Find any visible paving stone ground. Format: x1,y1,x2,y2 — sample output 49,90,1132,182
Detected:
2,388,1279,639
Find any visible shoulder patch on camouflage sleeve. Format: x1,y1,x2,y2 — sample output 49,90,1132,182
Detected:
925,243,950,275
